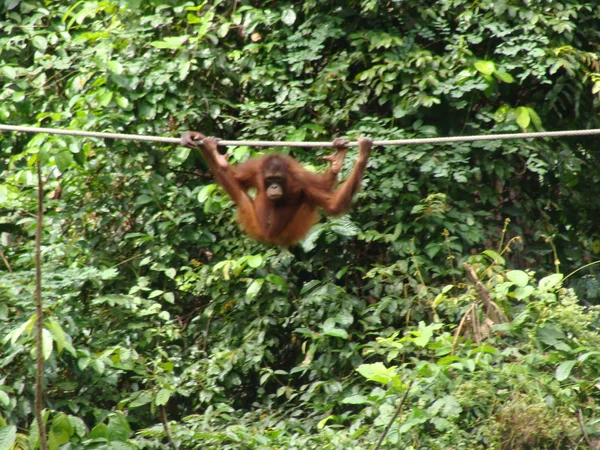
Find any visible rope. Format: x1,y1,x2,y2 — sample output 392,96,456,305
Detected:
0,124,180,144
1,123,600,147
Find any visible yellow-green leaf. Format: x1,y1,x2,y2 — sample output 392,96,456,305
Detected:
515,106,530,129
474,60,495,75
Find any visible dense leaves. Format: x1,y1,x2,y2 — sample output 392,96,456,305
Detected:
1,0,600,448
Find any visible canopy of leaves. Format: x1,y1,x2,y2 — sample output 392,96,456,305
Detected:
1,0,600,448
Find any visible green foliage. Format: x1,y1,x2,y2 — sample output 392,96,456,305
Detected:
349,257,600,448
1,0,600,448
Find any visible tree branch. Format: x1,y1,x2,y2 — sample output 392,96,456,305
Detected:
35,161,48,450
373,380,413,450
160,405,178,450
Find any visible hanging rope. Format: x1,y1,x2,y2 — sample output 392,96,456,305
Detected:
1,123,600,147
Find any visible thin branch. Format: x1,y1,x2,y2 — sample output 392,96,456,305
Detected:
35,161,48,450
464,263,492,308
0,248,13,273
452,301,477,354
472,301,481,344
203,309,214,354
463,263,508,323
373,380,413,450
564,259,600,282
160,405,178,450
577,408,593,448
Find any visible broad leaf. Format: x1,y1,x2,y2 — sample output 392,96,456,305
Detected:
0,425,17,450
246,279,264,298
506,270,528,287
150,35,189,49
356,362,397,385
538,273,563,291
515,106,530,129
474,60,495,75
155,388,171,406
555,360,576,381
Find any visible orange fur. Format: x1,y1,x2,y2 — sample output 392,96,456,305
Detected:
180,132,371,246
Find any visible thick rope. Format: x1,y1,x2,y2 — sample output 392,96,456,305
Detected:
1,123,600,147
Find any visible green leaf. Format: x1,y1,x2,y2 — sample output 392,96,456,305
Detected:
515,106,530,129
0,391,9,407
136,194,153,205
160,362,174,372
50,413,74,446
231,146,251,162
34,146,48,166
169,147,191,167
45,317,66,354
11,91,25,102
527,107,543,130
0,425,17,450
101,268,119,280
97,91,113,107
155,388,171,406
246,278,264,298
412,321,440,347
42,328,53,360
31,36,48,53
578,351,600,363
108,442,137,450
215,261,232,280
165,268,177,279
77,357,91,371
217,22,230,38
514,285,534,300
266,274,287,292
330,216,360,237
6,315,35,345
482,250,505,265
246,254,263,268
129,392,153,408
506,270,528,287
1,66,17,80
494,105,510,123
474,60,495,75
429,395,462,417
323,328,349,339
538,273,563,291
150,35,189,50
317,416,334,430
198,184,217,203
494,69,514,83
54,150,73,172
281,8,297,25
537,324,566,346
89,423,108,439
356,362,397,385
107,61,123,75
209,104,221,119
68,416,87,438
115,95,130,109
341,395,370,405
92,359,105,374
301,223,325,252
107,412,131,442
555,360,576,381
